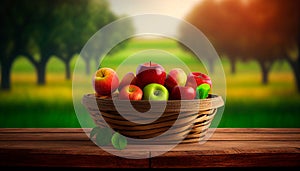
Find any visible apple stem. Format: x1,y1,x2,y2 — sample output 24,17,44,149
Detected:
150,61,151,66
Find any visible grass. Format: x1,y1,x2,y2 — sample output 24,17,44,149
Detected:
0,37,299,128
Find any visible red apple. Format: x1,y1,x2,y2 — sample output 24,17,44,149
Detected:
136,62,166,89
185,72,212,90
118,72,137,92
92,67,119,96
164,68,187,92
119,85,143,100
170,85,196,100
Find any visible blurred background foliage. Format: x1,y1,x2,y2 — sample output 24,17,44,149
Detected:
0,0,299,128
0,0,133,89
181,0,299,89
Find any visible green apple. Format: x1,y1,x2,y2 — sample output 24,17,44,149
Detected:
143,83,169,101
196,83,211,99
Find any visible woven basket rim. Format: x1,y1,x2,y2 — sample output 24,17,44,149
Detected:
83,93,224,103
82,93,224,111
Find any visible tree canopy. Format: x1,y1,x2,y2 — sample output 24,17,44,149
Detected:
181,0,299,91
0,0,132,89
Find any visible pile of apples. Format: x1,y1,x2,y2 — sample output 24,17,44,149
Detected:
92,62,212,101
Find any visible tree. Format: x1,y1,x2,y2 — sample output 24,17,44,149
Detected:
0,0,130,89
82,6,135,74
180,0,253,75
182,0,299,90
93,16,135,70
80,0,118,75
80,15,135,74
0,0,36,89
240,0,296,85
53,0,91,80
0,0,13,90
24,0,66,85
0,0,65,87
55,0,123,78
252,0,299,90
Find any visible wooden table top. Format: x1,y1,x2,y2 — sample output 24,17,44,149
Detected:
0,128,299,168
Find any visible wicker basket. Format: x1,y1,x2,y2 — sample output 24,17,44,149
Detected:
82,93,224,144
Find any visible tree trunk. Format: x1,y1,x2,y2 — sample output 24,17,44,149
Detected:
64,58,71,80
284,34,300,93
285,56,300,93
258,60,273,85
25,52,51,86
36,62,47,85
0,59,12,90
261,67,268,85
229,58,236,74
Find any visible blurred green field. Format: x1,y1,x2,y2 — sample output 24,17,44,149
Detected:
0,38,299,128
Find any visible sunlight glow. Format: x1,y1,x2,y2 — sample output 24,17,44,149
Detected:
109,0,204,34
109,0,203,19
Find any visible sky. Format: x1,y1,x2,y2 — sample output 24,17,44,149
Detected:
109,0,201,19
109,0,203,36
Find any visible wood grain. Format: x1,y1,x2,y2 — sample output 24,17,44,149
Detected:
0,128,299,168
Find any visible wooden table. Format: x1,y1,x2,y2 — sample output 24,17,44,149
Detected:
0,128,299,169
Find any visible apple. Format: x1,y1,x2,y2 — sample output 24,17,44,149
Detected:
185,72,212,90
164,68,187,92
92,67,119,96
118,72,137,92
136,62,166,89
170,85,196,100
196,83,211,99
142,83,169,101
119,85,143,100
